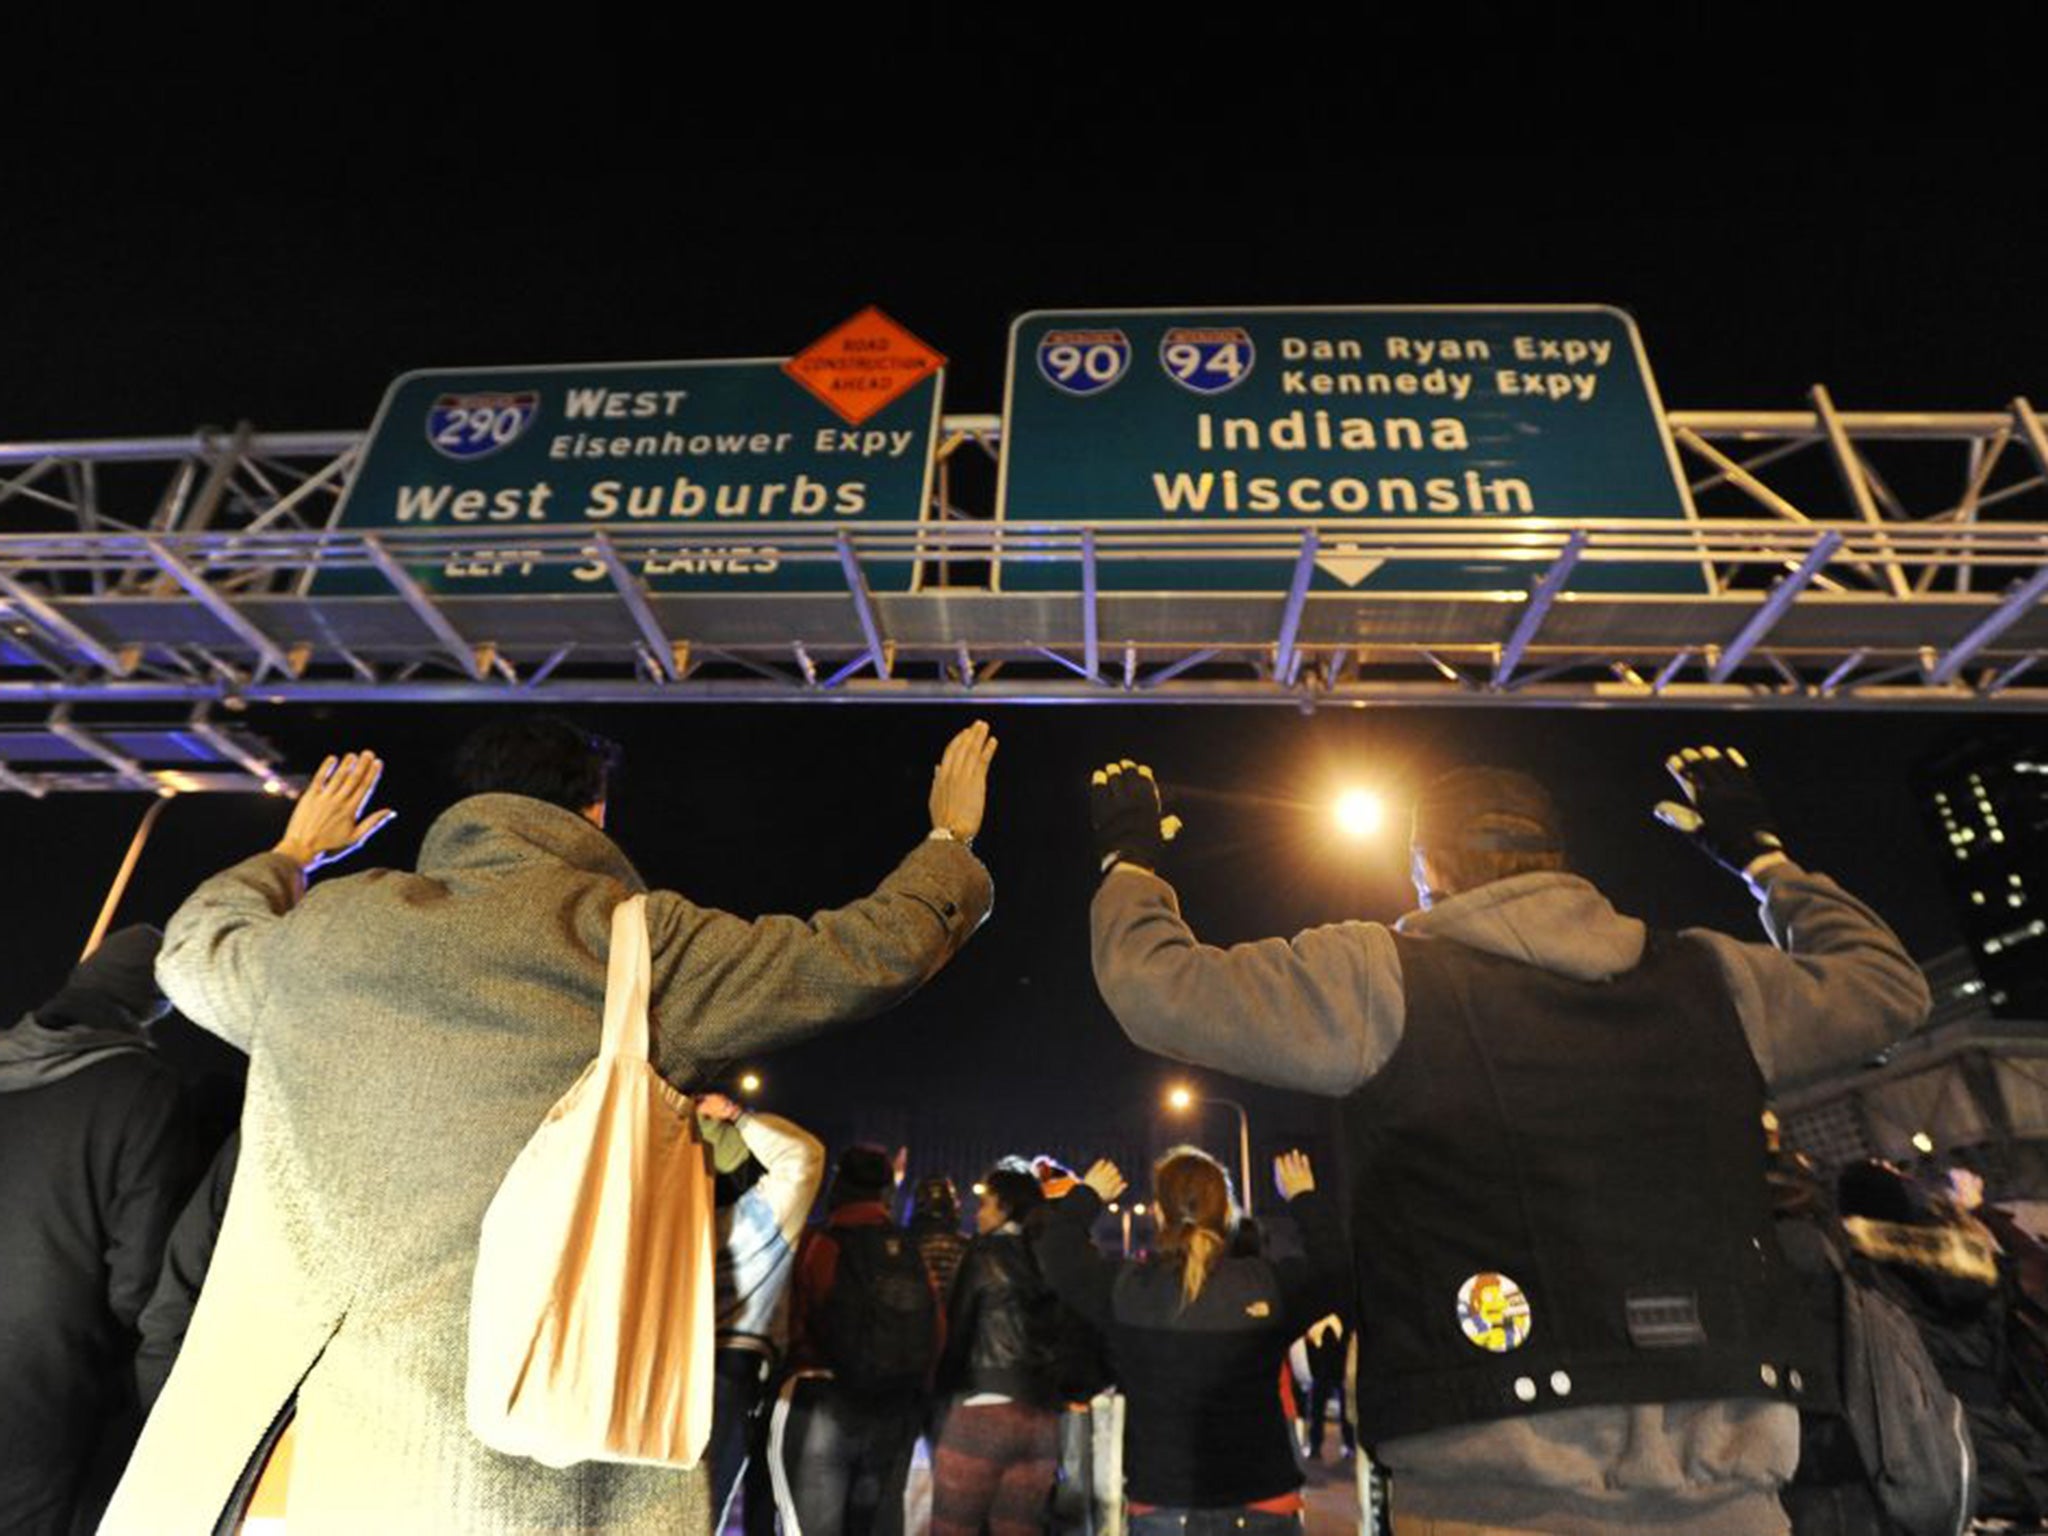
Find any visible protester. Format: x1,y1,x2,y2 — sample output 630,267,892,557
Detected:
700,1092,827,1528
1839,1160,2048,1526
774,1143,943,1536
1086,746,1931,1535
909,1175,972,1302
103,715,997,1534
1036,1149,1348,1533
1021,1157,1118,1536
1301,1315,1354,1462
930,1161,1063,1536
0,925,195,1536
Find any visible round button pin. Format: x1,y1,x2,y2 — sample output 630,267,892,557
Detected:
1513,1376,1537,1403
1549,1371,1573,1396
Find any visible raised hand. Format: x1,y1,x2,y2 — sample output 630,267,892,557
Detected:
929,720,998,843
1088,759,1184,875
1082,1159,1128,1204
1273,1149,1316,1202
697,1093,742,1123
274,752,397,874
1653,745,1787,882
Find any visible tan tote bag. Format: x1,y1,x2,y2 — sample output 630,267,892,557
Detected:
466,893,716,1468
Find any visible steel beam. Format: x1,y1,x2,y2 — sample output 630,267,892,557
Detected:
47,709,162,793
1926,565,2048,685
1082,528,1100,681
1273,530,1319,685
1708,531,1843,683
592,533,679,681
1986,655,2039,694
143,537,295,677
1811,386,1912,599
1493,532,1586,687
185,705,283,786
0,674,2042,711
836,533,891,681
1820,649,1870,694
0,570,130,674
0,759,47,797
361,536,487,680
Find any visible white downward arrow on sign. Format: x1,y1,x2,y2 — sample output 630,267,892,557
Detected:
1315,545,1384,587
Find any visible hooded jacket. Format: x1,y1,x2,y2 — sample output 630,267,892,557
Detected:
1092,861,1929,1536
0,926,193,1536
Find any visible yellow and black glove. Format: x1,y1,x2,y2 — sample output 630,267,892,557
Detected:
1653,745,1787,883
1089,759,1183,875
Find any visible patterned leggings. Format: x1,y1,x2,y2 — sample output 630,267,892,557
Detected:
930,1399,1060,1536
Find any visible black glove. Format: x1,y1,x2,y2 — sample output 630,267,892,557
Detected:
1089,759,1182,874
1654,745,1786,880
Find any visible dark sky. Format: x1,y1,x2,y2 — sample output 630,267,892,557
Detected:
4,141,2042,1175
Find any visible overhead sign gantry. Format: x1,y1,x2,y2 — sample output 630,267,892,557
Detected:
3,305,2048,793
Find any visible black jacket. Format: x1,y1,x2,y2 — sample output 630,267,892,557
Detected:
1038,1186,1348,1508
940,1228,1059,1407
0,1038,194,1535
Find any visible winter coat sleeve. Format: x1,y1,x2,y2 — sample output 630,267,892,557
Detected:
643,838,993,1076
101,1067,199,1336
1271,1190,1350,1340
1685,861,1932,1092
735,1113,825,1249
1090,866,1406,1096
155,851,305,1053
938,1240,990,1395
1034,1186,1117,1334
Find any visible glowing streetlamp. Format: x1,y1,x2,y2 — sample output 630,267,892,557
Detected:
1165,1082,1255,1216
1334,788,1384,839
1117,1201,1151,1256
737,1071,762,1097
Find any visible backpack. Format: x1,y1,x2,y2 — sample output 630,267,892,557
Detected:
1831,1247,1977,1536
822,1224,938,1399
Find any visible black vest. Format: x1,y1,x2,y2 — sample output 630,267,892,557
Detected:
1342,927,1815,1442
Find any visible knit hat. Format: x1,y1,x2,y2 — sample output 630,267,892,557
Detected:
1410,768,1563,855
830,1144,895,1205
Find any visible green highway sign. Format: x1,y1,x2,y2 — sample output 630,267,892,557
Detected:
996,306,1704,593
315,358,942,596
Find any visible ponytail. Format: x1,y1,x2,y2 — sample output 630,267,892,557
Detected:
1178,1222,1227,1308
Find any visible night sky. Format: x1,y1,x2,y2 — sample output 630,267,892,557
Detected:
4,144,2041,1179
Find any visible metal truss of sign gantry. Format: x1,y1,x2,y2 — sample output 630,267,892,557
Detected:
2,399,2047,779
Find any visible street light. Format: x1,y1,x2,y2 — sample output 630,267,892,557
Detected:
737,1071,762,1097
1118,1201,1150,1257
1333,787,1384,838
1165,1083,1254,1216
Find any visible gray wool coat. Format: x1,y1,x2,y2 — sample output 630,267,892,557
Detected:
102,793,991,1535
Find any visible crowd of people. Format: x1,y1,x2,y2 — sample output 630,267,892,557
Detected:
2,713,2046,1535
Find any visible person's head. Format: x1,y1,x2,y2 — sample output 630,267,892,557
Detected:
695,1090,763,1208
1151,1145,1238,1308
451,715,622,828
976,1162,1043,1235
910,1176,962,1230
826,1143,895,1211
1837,1158,1922,1224
1409,766,1566,908
1949,1163,1982,1212
35,924,171,1033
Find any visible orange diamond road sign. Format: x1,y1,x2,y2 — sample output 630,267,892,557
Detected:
783,307,946,426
